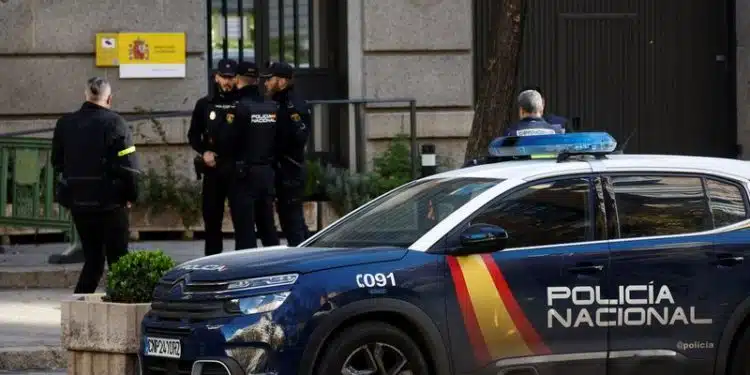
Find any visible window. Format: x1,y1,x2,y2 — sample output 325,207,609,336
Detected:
611,175,712,238
208,0,312,71
706,178,748,227
306,178,502,248
470,178,591,248
269,0,311,67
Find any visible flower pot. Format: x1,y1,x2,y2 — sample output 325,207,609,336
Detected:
61,293,150,375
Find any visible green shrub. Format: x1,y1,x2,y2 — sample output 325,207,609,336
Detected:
304,159,326,199
139,155,202,230
105,250,176,304
313,134,415,216
322,166,379,216
371,133,412,194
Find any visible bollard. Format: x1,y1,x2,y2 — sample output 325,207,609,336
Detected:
421,144,437,177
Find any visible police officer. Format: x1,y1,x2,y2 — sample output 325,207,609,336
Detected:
262,62,311,246
52,77,140,293
233,61,280,248
504,89,562,136
230,62,281,250
187,58,238,256
520,85,570,133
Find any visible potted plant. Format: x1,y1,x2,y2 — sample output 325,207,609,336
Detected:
61,250,175,374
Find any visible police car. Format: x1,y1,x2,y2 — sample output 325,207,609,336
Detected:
139,132,750,375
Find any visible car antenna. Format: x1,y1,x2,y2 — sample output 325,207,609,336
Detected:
613,128,637,154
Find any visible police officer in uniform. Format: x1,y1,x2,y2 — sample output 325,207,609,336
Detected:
230,62,281,249
520,85,570,133
262,62,311,246
233,61,280,247
187,58,238,256
52,77,140,293
504,89,562,136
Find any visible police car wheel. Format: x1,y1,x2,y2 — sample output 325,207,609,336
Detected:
729,327,750,375
316,321,429,375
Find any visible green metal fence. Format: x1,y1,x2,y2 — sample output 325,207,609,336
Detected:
0,136,77,242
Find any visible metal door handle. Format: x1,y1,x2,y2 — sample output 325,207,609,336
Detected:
567,263,604,274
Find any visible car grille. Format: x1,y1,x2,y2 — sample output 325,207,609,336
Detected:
157,279,231,294
149,300,234,323
143,325,193,337
143,358,229,375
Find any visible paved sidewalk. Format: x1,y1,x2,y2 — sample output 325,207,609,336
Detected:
0,239,287,371
0,239,241,268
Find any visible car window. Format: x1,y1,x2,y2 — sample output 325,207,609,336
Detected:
470,178,591,248
610,175,712,238
706,178,748,227
306,177,502,248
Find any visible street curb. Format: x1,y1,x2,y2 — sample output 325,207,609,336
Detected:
0,266,107,289
0,346,66,371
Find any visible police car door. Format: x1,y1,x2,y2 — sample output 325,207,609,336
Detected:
443,176,609,375
602,174,719,375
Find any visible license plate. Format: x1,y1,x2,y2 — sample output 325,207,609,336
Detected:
145,337,182,359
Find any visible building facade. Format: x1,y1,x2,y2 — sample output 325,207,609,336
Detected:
0,0,746,173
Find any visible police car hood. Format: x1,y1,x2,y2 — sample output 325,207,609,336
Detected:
162,245,409,282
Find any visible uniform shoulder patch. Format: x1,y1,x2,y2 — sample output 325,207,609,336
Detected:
226,113,234,124
290,113,301,122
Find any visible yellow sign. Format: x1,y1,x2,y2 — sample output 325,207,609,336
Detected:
95,33,120,67
117,32,186,78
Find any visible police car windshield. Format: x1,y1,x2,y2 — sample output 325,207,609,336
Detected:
306,177,502,248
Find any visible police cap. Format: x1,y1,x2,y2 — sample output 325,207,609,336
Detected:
260,61,294,79
237,61,259,78
216,58,237,77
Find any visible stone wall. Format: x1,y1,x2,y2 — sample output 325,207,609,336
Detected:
349,0,474,169
0,0,206,173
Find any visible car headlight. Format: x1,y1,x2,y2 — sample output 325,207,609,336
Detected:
226,273,299,292
225,292,291,315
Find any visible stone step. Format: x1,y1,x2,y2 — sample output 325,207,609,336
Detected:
0,346,65,372
0,265,107,289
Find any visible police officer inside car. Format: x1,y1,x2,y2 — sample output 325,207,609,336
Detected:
233,60,280,248
187,58,238,256
262,61,311,246
52,77,140,293
504,89,562,137
229,62,281,250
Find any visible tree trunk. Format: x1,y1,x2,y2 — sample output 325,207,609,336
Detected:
464,0,528,162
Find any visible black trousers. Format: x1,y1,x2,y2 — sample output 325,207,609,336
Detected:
202,169,232,256
230,166,280,249
73,207,129,294
276,167,309,246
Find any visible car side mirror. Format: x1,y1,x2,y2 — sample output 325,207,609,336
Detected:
454,224,508,255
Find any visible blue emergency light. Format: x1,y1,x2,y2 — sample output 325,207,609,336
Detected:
488,132,618,158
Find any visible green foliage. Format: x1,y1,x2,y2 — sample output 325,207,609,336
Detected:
371,134,412,195
304,159,326,199
139,155,202,230
313,135,415,216
105,250,176,304
130,109,202,230
321,166,380,216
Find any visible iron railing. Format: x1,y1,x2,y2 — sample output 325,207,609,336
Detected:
0,136,75,236
307,98,419,178
0,97,419,263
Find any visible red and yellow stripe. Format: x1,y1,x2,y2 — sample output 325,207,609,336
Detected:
448,254,550,364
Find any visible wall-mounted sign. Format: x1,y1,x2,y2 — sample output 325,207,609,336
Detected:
117,32,186,78
95,33,120,67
